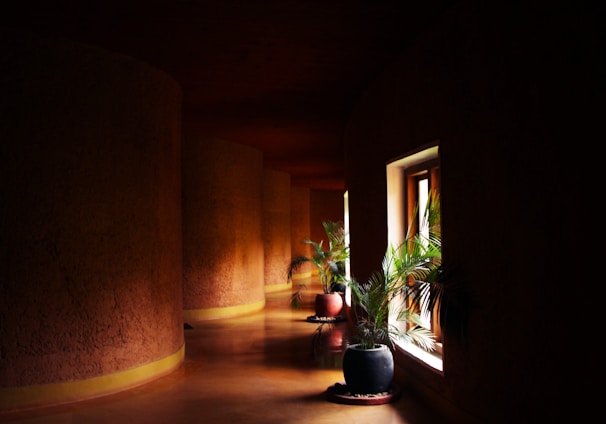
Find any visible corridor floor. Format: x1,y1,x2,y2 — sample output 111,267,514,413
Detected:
0,284,455,424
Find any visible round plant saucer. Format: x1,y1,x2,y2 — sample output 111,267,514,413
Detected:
306,315,346,323
325,382,401,405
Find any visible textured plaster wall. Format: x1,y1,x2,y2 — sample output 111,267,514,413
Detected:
0,30,184,388
182,138,265,312
344,2,599,422
289,186,311,277
309,190,345,247
288,189,343,280
262,170,291,288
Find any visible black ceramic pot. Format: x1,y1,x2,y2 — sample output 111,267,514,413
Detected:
342,343,394,394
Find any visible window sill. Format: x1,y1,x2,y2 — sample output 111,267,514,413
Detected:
395,341,443,372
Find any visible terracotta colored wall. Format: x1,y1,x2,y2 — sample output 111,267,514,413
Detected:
262,170,291,290
309,190,346,247
0,29,184,399
289,186,311,277
344,2,598,422
182,138,265,318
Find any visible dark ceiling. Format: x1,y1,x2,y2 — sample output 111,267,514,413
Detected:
2,1,455,190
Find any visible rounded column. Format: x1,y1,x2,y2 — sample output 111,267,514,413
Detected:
182,138,265,320
0,29,184,410
263,170,292,292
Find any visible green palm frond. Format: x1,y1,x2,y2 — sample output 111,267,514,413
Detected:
289,284,306,309
287,255,311,280
287,220,350,298
394,323,436,352
349,191,441,352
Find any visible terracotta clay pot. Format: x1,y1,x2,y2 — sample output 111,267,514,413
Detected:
317,324,344,352
314,292,343,318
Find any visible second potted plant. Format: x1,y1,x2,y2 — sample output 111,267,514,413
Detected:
287,220,349,320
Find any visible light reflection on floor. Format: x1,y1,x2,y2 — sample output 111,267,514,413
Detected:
0,282,455,424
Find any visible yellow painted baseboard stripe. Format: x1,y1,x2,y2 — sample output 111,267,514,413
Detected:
183,299,266,321
0,344,185,412
264,281,292,293
290,271,312,280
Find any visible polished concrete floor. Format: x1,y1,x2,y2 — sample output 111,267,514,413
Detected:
0,284,456,424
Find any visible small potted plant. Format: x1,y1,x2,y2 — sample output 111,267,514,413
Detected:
287,220,349,320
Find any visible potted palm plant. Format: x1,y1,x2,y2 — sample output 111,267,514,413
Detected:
338,192,442,398
287,220,349,320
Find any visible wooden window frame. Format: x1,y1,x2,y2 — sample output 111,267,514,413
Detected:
386,143,442,371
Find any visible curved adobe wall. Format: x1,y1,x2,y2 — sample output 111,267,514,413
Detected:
182,138,265,320
289,186,312,279
309,190,345,246
263,170,292,292
0,30,184,409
